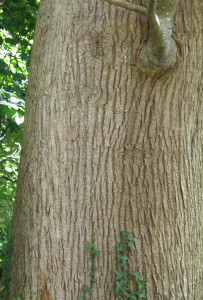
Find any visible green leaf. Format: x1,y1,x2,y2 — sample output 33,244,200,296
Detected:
87,242,95,251
92,249,100,256
132,271,142,280
137,281,143,291
128,242,135,250
120,231,131,237
78,297,86,300
117,243,128,253
125,292,131,298
115,281,123,288
114,269,125,276
120,255,128,262
91,264,98,270
5,38,19,45
20,53,28,60
9,1,19,8
120,262,128,270
0,59,9,70
114,270,126,280
26,56,31,68
129,235,135,242
138,289,147,299
81,285,90,291
116,285,124,293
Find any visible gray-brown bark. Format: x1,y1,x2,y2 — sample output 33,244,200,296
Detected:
10,0,202,299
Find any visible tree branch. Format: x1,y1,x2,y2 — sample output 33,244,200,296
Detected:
147,0,161,41
138,0,178,72
0,176,17,183
147,0,157,22
157,0,178,19
104,0,147,16
104,0,179,73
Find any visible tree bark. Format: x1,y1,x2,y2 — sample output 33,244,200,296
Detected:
10,0,202,299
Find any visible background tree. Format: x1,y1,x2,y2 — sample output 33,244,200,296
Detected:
0,1,39,298
10,0,202,299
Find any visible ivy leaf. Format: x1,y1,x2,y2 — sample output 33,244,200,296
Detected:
92,249,100,256
120,231,131,237
87,242,95,251
115,283,125,294
117,243,127,253
129,235,135,242
120,255,128,262
117,281,127,294
81,285,90,291
114,269,126,280
128,242,135,250
137,281,143,291
138,289,147,298
125,292,132,298
120,262,128,270
91,264,98,270
132,271,142,280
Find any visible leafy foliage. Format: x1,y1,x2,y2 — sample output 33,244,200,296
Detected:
0,0,40,98
0,92,23,299
0,0,40,298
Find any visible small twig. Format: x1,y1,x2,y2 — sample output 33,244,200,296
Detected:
3,3,20,33
0,158,19,164
147,0,164,42
0,0,6,8
104,0,147,16
0,176,17,183
8,53,27,79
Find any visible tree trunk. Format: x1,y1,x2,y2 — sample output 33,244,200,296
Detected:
10,0,202,299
